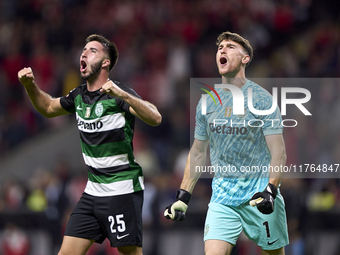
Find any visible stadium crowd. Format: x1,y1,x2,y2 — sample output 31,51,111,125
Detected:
0,0,340,254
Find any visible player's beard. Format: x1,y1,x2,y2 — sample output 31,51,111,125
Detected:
80,60,103,81
219,62,241,78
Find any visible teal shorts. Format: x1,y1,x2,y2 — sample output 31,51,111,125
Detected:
204,194,289,250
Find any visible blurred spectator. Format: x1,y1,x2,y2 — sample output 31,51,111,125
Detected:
281,179,306,255
2,179,26,211
1,223,30,255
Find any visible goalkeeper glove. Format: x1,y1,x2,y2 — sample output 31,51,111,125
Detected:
164,189,191,221
249,183,277,214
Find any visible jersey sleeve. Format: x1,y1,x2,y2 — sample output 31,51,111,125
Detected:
60,87,78,113
114,80,142,113
254,88,283,136
194,98,208,140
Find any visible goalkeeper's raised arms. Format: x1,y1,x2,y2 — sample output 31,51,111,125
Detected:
164,189,191,221
249,183,277,214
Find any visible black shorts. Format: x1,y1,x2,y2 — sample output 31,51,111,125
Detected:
64,191,143,247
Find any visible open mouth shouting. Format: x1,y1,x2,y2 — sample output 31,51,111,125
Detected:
220,56,227,66
80,60,87,73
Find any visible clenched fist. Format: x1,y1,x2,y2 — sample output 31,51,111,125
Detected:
100,80,126,98
250,183,277,214
164,189,191,221
18,67,35,87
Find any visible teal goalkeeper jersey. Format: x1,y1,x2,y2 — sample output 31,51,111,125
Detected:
194,80,283,206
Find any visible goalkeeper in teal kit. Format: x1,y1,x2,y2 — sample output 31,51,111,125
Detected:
165,31,289,255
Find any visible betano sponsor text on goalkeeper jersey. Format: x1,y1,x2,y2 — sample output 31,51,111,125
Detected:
60,81,144,197
194,79,283,206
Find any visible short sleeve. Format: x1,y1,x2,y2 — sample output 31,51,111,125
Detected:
261,107,283,136
253,89,283,136
194,99,208,140
60,87,77,113
115,97,131,113
114,80,141,113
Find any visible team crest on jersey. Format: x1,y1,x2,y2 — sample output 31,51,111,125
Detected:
85,107,91,118
204,224,209,236
95,103,103,117
225,106,247,118
224,107,232,117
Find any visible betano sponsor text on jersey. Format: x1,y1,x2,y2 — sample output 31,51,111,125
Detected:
77,118,103,130
209,119,297,135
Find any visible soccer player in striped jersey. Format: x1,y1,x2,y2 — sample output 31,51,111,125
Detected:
18,34,161,255
164,32,289,255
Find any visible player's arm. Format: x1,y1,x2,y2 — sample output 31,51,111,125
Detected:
100,80,161,126
18,67,70,118
164,138,209,221
266,133,287,187
250,134,286,214
180,138,209,193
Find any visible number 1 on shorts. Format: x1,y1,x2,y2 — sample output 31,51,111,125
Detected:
263,221,270,238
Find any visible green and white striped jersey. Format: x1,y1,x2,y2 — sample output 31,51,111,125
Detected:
60,81,144,197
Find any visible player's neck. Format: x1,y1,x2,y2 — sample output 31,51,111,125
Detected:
221,75,246,88
86,71,109,92
221,67,246,88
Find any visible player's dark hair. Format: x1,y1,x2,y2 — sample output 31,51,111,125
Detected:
216,31,253,66
85,34,119,71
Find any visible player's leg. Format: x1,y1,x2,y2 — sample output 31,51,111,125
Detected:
97,191,144,252
203,203,242,255
261,247,285,255
117,245,143,255
61,193,107,254
205,239,234,255
57,236,94,255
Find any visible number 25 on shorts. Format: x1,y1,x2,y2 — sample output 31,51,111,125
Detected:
108,214,126,233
